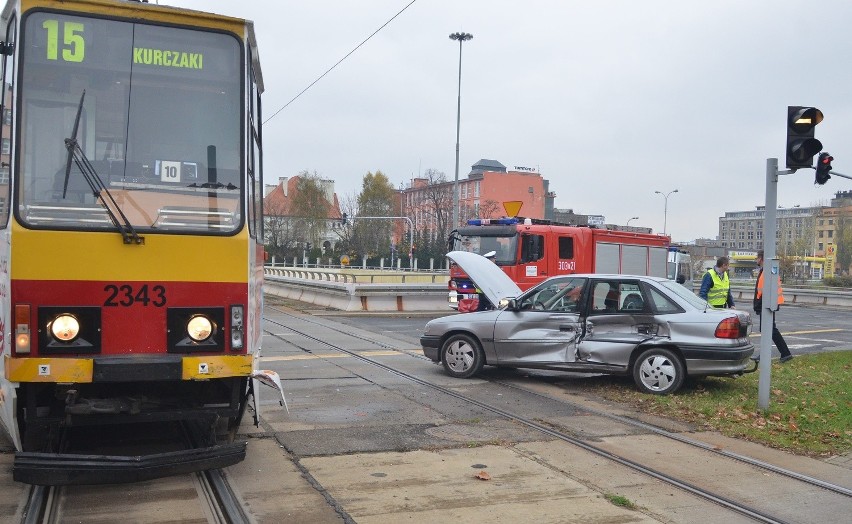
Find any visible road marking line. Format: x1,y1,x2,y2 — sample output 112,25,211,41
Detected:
749,328,843,338
262,350,412,362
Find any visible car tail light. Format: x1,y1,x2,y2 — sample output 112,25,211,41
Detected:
715,317,741,339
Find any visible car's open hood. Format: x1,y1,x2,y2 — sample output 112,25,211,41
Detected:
447,250,522,306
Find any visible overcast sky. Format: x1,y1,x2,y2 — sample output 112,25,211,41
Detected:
168,0,852,243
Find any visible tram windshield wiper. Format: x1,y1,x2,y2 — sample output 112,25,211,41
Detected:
63,90,143,245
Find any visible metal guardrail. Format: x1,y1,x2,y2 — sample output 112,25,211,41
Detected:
263,266,448,284
264,267,852,312
263,267,449,312
728,283,852,308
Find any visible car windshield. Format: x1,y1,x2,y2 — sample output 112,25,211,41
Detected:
16,12,242,234
659,279,708,309
516,276,587,312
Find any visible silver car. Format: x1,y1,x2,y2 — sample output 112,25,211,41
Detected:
421,251,755,394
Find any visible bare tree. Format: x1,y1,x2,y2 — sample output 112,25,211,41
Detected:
835,210,852,276
334,192,359,254
264,197,297,259
479,199,501,219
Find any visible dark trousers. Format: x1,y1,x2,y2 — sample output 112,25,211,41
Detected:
756,310,792,358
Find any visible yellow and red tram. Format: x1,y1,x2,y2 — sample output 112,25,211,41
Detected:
0,0,269,481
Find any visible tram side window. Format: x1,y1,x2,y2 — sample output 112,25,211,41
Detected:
246,48,262,239
0,16,15,229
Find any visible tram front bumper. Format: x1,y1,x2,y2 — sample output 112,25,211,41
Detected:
13,442,247,485
5,354,254,383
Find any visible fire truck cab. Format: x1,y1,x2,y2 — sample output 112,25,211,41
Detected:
448,218,670,309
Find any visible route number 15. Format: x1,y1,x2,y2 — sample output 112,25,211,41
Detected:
42,20,86,63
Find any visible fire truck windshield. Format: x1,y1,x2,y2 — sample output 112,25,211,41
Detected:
451,232,518,265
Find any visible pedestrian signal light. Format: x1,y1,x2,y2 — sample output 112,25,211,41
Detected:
786,106,823,170
815,152,833,185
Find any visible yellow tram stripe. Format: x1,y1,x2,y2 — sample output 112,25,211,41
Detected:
10,223,249,282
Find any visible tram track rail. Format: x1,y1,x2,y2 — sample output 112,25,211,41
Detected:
264,308,851,523
18,420,251,524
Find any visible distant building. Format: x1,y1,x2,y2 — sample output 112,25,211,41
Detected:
263,176,343,254
717,192,852,278
401,159,555,239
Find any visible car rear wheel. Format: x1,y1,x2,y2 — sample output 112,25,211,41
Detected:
441,334,484,378
632,347,684,394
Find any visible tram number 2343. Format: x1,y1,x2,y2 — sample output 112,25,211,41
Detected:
104,284,167,307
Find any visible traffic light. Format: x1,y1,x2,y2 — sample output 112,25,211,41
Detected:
786,106,823,170
815,152,833,185
340,212,348,225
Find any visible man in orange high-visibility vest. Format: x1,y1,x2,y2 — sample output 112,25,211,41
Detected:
753,250,793,363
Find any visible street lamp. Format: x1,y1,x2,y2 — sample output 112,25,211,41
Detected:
449,31,473,230
627,216,639,227
654,189,678,236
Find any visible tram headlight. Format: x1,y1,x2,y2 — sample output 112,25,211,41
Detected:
187,315,215,342
49,314,80,342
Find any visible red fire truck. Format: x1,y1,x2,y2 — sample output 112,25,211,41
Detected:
448,218,670,309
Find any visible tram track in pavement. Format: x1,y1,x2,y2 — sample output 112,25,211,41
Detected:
264,307,851,523
18,421,250,524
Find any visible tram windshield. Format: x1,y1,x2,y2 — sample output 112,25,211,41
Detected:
16,11,242,234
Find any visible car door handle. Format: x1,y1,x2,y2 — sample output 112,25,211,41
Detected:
559,325,575,332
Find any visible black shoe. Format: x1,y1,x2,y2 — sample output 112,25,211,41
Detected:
780,355,794,363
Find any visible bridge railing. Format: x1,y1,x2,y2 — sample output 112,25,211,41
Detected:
263,266,448,284
264,267,852,312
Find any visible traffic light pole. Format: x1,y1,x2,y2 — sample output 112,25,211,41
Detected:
758,158,784,411
827,170,852,181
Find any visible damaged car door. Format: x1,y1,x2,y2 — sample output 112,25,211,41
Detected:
576,279,659,369
493,276,586,364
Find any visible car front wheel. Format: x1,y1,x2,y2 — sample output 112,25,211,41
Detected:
441,333,484,378
632,347,685,394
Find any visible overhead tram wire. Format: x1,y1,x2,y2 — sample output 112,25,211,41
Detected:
263,0,418,125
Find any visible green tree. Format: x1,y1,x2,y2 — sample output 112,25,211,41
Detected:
355,171,396,259
291,170,330,254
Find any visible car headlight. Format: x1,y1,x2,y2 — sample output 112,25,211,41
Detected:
187,315,215,342
50,314,80,342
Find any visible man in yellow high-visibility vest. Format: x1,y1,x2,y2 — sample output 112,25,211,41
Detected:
698,256,735,308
